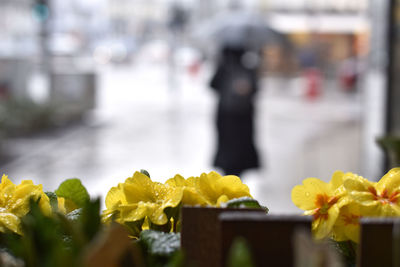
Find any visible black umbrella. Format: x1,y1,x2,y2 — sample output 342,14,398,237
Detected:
195,9,290,51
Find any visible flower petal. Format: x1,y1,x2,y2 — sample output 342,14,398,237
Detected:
123,172,156,203
214,175,252,199
216,195,229,206
181,187,208,206
165,174,187,187
312,205,340,239
105,185,125,209
119,203,145,223
330,171,345,190
291,178,330,211
377,168,400,192
148,206,168,225
0,213,21,235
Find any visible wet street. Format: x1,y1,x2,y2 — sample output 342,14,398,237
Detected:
0,59,363,214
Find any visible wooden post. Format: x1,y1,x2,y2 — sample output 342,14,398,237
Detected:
180,206,265,267
219,212,311,267
358,217,400,267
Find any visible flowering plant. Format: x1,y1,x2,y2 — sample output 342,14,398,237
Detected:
292,168,400,264
0,170,265,267
102,170,258,236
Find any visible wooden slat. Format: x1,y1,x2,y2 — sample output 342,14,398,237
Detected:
180,206,266,267
358,217,400,267
219,212,311,267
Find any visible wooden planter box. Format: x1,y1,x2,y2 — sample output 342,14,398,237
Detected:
181,207,311,267
219,212,311,267
359,217,400,267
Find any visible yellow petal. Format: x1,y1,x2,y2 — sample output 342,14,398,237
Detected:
196,172,251,205
344,176,375,192
123,172,156,203
333,224,360,243
0,175,13,189
186,177,199,187
181,187,208,206
216,195,229,206
158,185,183,208
332,203,361,243
148,206,168,225
105,186,125,209
291,178,330,211
215,175,252,200
344,177,378,206
119,203,145,223
0,212,21,235
38,192,52,216
377,168,400,192
197,172,219,203
330,171,345,190
313,205,340,240
57,197,67,214
348,191,376,206
165,174,187,187
377,203,400,217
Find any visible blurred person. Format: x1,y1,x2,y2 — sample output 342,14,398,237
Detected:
210,44,260,177
196,0,287,177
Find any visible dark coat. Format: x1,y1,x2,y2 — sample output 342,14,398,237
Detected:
210,47,260,175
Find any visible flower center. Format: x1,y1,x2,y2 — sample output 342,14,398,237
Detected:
342,213,360,226
368,186,400,205
313,194,338,220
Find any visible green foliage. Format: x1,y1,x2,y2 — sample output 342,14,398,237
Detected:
55,179,90,208
139,230,180,257
329,239,357,267
138,230,183,267
0,198,102,267
226,197,269,214
227,237,255,267
124,219,145,237
45,191,59,212
377,136,400,167
0,173,270,267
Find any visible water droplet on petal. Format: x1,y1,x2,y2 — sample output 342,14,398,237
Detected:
305,192,310,197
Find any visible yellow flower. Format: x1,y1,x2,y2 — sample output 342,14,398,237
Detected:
166,172,251,207
165,174,208,206
103,172,183,226
0,175,51,235
344,168,400,217
332,203,361,243
57,197,67,214
291,171,351,239
196,171,252,206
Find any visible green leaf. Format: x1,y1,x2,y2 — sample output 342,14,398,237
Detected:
2,198,105,267
140,169,151,178
226,197,269,213
329,239,357,266
139,230,180,257
12,199,76,267
227,237,255,267
165,250,185,267
78,198,102,242
66,208,82,222
55,179,90,208
124,219,145,237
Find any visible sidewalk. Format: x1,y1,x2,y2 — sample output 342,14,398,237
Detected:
0,62,363,214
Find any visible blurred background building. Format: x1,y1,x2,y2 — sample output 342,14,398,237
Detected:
0,0,396,213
